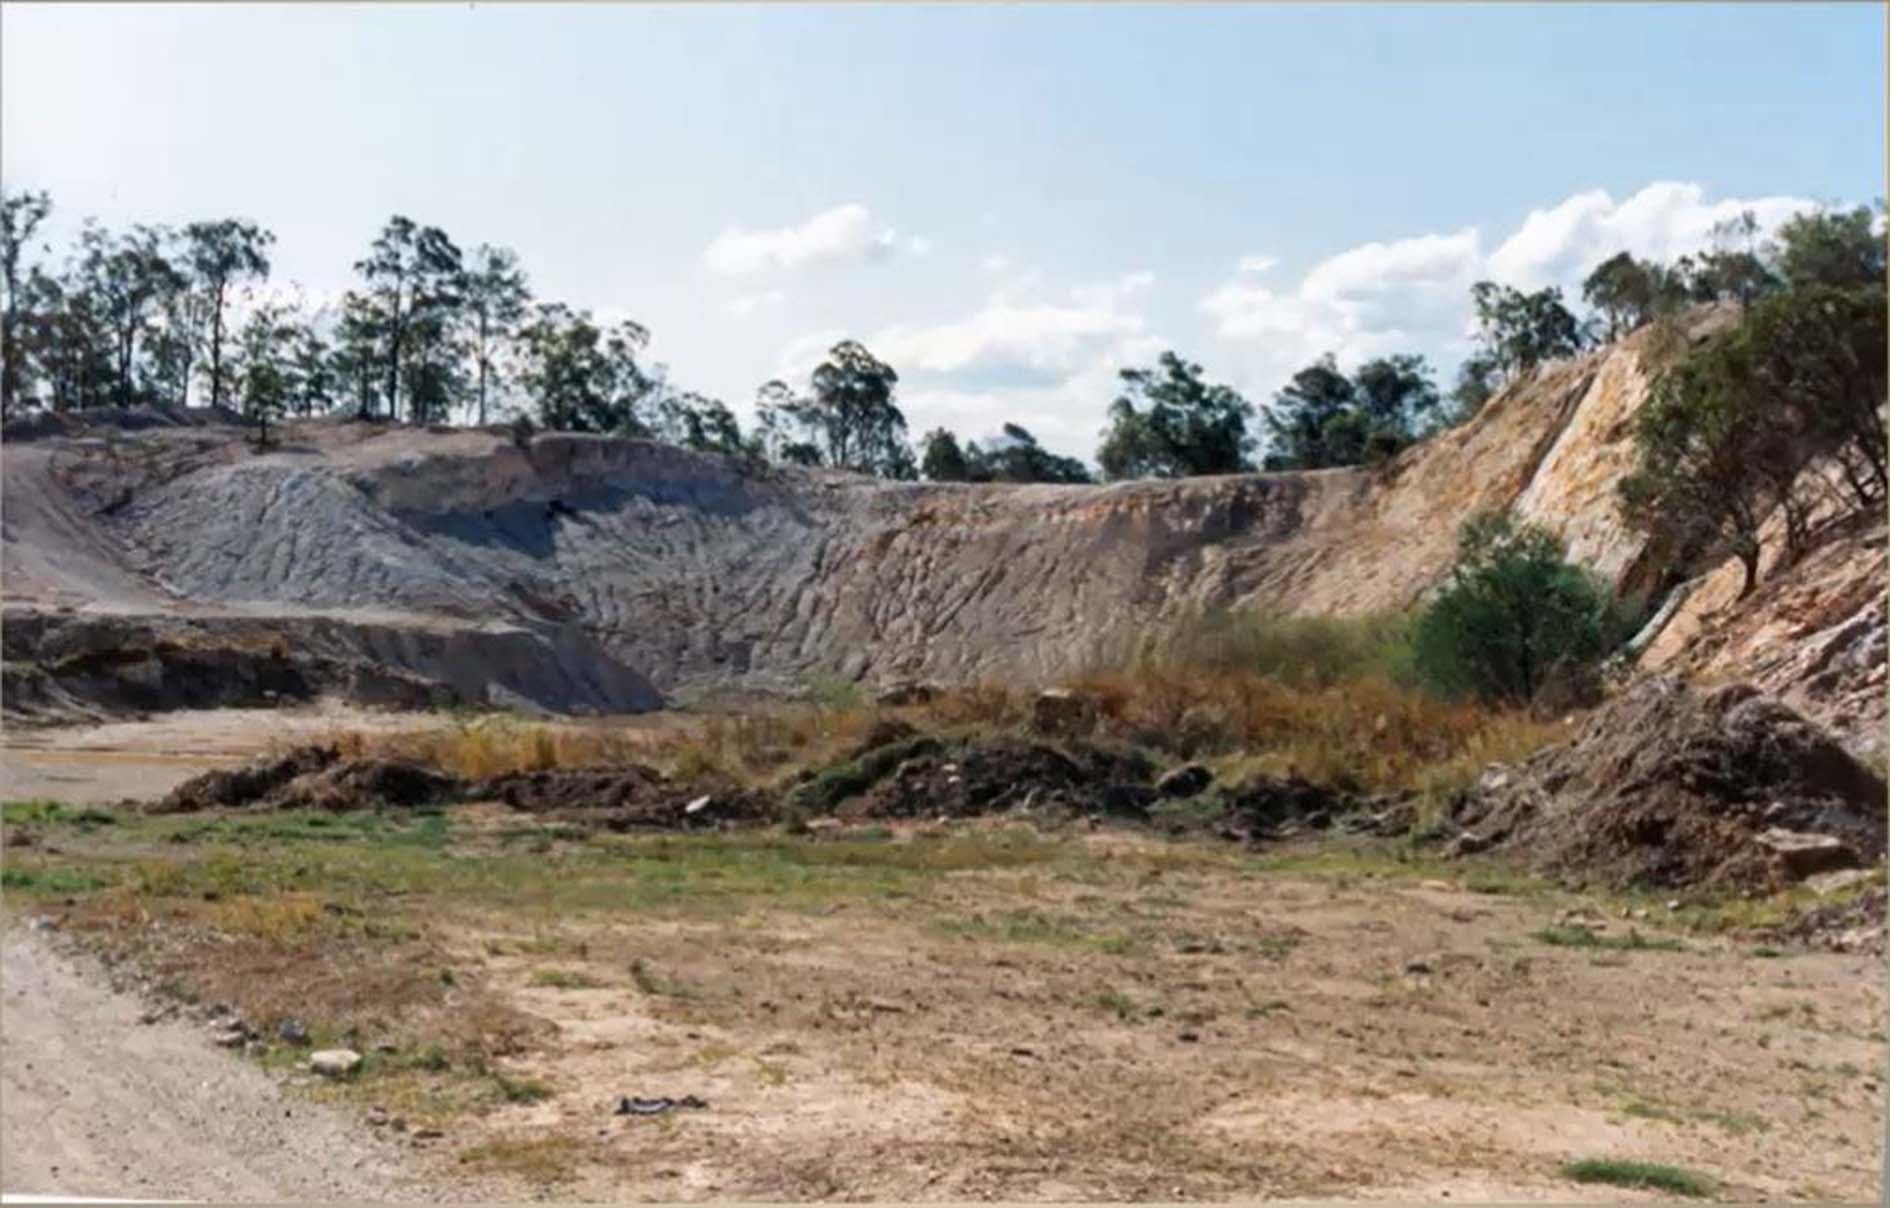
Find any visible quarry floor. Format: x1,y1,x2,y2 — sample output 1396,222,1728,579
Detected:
1,711,1884,1202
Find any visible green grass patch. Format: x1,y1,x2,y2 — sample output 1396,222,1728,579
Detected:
933,907,1139,954
1,865,110,894
1562,1158,1715,1197
1531,925,1685,952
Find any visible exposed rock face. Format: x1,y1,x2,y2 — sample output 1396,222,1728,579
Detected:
0,309,1873,731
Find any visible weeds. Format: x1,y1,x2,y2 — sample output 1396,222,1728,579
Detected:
1562,1158,1715,1197
1531,925,1685,952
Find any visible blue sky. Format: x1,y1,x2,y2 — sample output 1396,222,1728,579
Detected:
3,3,1881,458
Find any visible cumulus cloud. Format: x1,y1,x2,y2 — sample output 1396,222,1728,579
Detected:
704,203,918,275
1237,253,1278,274
870,273,1152,387
1200,181,1823,400
724,290,786,318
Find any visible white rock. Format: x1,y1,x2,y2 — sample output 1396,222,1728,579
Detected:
309,1049,363,1078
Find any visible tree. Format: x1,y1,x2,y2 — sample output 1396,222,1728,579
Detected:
1467,281,1586,380
801,340,913,478
83,222,185,407
1619,333,1780,598
332,291,385,419
654,388,744,455
181,219,274,409
232,298,295,448
286,318,336,417
976,423,1092,483
919,428,973,481
1581,252,1656,342
1,189,53,415
1411,510,1620,707
1262,353,1437,470
1694,209,1779,313
460,244,531,425
1772,206,1885,291
1097,350,1255,480
353,216,463,423
751,379,823,466
515,302,652,434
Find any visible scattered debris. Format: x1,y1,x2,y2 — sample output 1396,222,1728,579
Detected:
614,1095,709,1116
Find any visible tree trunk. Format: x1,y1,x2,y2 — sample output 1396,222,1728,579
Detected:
208,283,226,408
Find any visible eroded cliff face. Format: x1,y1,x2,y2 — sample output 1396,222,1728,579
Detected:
2,309,1876,742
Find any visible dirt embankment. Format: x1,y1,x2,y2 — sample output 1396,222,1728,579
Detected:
1453,676,1887,894
0,321,1698,718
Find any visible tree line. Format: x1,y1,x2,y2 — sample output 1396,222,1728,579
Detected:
2,189,1878,501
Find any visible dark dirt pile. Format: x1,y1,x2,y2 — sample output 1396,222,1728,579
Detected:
836,735,1158,821
1450,677,1887,892
157,745,457,814
479,765,778,830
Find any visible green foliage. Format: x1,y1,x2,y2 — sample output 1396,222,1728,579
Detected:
750,342,914,478
1467,281,1587,379
0,189,53,415
921,423,1090,483
1262,353,1439,470
1581,251,1656,341
1620,272,1886,595
1097,350,1254,480
459,244,531,426
1772,204,1886,291
352,215,464,424
920,427,974,481
182,217,275,410
1411,511,1623,707
1562,1159,1715,1198
515,302,652,435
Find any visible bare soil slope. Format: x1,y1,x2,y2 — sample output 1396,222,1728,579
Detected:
5,310,1878,745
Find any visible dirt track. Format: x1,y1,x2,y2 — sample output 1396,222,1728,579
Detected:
0,927,485,1200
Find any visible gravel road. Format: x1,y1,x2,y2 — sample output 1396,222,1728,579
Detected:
0,926,473,1201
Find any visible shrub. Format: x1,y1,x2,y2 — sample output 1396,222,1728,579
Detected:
1411,511,1627,708
1148,609,1413,690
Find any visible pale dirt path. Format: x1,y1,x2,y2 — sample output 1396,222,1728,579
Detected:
0,927,491,1202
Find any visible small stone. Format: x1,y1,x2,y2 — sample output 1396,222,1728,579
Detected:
210,1027,247,1049
1806,868,1875,897
1754,827,1855,879
1155,764,1213,800
1177,1031,1200,1043
276,1018,310,1046
683,794,713,816
412,1127,443,1140
1404,958,1433,975
309,1049,363,1078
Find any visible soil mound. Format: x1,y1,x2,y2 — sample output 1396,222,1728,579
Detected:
478,764,775,830
840,735,1157,821
1213,775,1357,837
1768,886,1886,954
1452,677,1887,891
157,746,456,813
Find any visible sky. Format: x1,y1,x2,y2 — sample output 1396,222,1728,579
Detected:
3,3,1882,460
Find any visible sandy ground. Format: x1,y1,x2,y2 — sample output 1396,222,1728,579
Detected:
0,926,507,1202
3,713,1885,1202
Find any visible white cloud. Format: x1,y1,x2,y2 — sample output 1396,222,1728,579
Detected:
1237,253,1278,274
870,273,1151,388
1199,181,1823,402
704,203,918,275
981,254,1009,272
1486,181,1814,288
724,290,786,318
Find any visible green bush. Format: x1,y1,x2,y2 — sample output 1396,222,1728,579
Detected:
1411,511,1629,707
